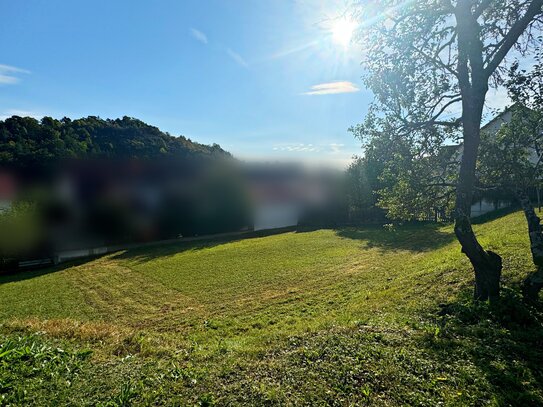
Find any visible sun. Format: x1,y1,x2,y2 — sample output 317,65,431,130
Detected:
330,17,357,48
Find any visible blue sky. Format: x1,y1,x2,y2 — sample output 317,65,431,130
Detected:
0,0,379,167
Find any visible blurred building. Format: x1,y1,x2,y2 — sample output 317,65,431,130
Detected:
0,171,16,212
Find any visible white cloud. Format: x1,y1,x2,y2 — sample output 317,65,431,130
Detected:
0,75,19,85
0,64,30,85
329,143,344,154
273,143,322,153
189,28,208,44
0,109,43,121
302,81,360,95
273,142,349,154
226,48,248,68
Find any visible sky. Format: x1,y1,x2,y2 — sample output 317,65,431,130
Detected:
0,0,511,168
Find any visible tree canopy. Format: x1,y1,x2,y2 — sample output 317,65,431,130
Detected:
0,115,230,169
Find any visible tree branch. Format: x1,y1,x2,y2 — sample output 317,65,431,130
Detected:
484,0,543,79
410,43,459,77
473,0,494,18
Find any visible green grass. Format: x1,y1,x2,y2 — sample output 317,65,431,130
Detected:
1,210,542,405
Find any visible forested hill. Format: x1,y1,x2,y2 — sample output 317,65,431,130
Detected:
0,115,231,168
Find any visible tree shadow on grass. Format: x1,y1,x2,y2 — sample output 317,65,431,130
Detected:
0,257,94,285
1,227,300,282
471,205,520,224
335,223,456,253
0,237,247,284
110,236,246,265
335,207,522,253
420,288,543,405
110,227,298,265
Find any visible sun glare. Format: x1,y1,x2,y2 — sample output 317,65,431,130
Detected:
330,17,357,48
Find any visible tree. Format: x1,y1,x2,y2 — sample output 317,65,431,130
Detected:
479,104,543,299
479,51,543,300
509,51,543,300
0,115,247,255
351,111,457,222
353,0,543,301
344,120,392,223
0,115,231,170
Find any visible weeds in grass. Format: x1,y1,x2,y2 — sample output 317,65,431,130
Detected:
0,334,92,405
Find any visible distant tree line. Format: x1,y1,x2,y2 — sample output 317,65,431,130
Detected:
0,115,230,169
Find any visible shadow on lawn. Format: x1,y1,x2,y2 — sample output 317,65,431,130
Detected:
471,205,520,224
112,226,305,264
335,207,521,253
0,257,93,285
0,238,244,284
110,235,246,264
1,227,300,282
421,288,543,405
335,223,456,252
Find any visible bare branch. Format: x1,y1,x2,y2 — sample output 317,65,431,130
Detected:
410,43,459,77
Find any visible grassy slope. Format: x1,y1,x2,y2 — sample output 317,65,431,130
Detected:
0,210,542,406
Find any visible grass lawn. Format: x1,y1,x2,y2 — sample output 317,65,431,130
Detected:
1,210,543,405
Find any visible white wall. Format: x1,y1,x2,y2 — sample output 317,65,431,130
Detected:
0,200,11,212
253,203,299,231
471,199,510,217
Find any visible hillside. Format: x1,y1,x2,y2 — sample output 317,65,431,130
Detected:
0,115,230,169
1,210,542,405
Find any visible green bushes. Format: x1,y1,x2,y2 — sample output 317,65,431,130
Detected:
0,203,44,269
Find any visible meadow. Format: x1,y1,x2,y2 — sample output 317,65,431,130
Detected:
1,210,542,406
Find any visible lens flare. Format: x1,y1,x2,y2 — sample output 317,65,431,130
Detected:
330,17,357,48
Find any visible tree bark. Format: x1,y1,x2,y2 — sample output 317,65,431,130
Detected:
454,113,503,302
515,188,543,301
453,1,503,302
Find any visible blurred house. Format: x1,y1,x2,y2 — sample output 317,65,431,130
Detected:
249,173,301,231
0,171,16,212
246,164,337,231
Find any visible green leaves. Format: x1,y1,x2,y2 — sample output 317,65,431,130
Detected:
0,115,231,169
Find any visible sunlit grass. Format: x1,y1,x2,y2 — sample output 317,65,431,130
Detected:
1,210,541,405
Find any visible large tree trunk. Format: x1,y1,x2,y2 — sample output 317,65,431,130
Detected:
454,120,503,301
453,79,502,301
453,1,503,302
515,188,543,301
454,210,503,301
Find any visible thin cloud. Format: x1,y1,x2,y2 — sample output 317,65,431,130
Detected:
273,143,321,153
273,142,347,154
227,48,249,68
0,109,43,121
303,81,360,95
0,64,30,85
189,28,208,44
329,143,344,154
